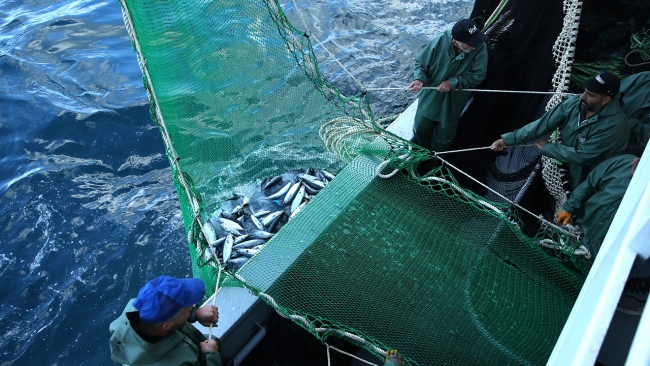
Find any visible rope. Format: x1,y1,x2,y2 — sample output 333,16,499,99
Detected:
483,0,510,31
375,151,580,240
538,239,591,259
290,0,365,90
434,144,537,155
433,155,579,239
625,50,650,67
207,261,222,340
194,216,224,341
325,343,381,366
365,87,578,96
119,0,208,266
409,170,507,219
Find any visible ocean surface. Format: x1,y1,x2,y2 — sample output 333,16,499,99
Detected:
0,1,470,364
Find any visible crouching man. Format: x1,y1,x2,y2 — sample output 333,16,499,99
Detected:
109,275,221,366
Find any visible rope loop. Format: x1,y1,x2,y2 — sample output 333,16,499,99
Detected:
625,49,650,67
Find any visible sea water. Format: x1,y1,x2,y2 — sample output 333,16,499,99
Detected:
0,0,470,364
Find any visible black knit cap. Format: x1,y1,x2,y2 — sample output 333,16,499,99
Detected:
451,19,488,48
582,71,620,97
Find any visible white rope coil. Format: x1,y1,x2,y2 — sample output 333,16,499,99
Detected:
538,239,591,259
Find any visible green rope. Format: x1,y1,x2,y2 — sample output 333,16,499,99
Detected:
483,0,510,31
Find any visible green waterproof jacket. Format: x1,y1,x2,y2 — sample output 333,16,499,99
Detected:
562,154,636,257
413,30,488,124
109,300,221,366
502,94,630,190
620,71,650,146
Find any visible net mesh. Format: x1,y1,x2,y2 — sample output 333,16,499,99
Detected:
119,0,589,364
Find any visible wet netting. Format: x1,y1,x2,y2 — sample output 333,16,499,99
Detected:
119,0,590,364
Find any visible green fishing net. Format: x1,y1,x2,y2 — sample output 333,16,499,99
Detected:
119,0,587,364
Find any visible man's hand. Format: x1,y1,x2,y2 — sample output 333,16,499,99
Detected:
408,80,424,92
437,80,451,92
490,139,506,151
557,210,573,225
534,140,549,149
200,339,219,353
196,305,219,327
385,349,407,366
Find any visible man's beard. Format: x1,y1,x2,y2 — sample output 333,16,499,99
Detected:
458,43,472,53
579,101,588,113
580,100,603,114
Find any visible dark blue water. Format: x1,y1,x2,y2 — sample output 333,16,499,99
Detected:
0,1,469,364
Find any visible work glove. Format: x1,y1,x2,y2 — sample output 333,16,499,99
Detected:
557,210,573,225
385,349,407,366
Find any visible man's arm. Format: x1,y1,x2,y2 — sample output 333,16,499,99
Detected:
449,44,488,90
499,97,577,147
200,339,221,366
195,305,219,326
630,117,650,145
562,160,607,213
541,122,626,165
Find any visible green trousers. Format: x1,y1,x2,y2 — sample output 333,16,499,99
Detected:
412,113,457,152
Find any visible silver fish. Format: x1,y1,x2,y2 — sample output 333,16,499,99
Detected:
233,239,266,250
261,210,283,229
237,248,260,258
302,182,320,195
202,220,218,245
320,169,336,181
253,210,272,217
248,230,274,239
265,182,291,200
291,185,305,213
261,175,282,190
234,234,250,244
282,181,302,205
290,201,307,218
219,217,244,235
211,237,226,248
222,233,234,263
249,213,265,231
232,204,244,216
298,174,326,189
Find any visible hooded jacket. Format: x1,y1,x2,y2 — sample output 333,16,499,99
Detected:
413,30,488,124
562,154,636,256
109,299,221,366
619,71,650,146
502,94,630,190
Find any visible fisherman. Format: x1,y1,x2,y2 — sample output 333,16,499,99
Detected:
109,275,222,366
408,18,488,155
619,71,650,154
490,71,631,190
557,153,640,257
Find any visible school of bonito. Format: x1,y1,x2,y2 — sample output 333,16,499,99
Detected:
201,168,336,271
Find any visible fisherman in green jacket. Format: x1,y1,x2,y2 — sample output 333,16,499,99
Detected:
409,19,488,153
619,71,650,151
557,154,640,257
109,276,221,366
491,71,631,190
